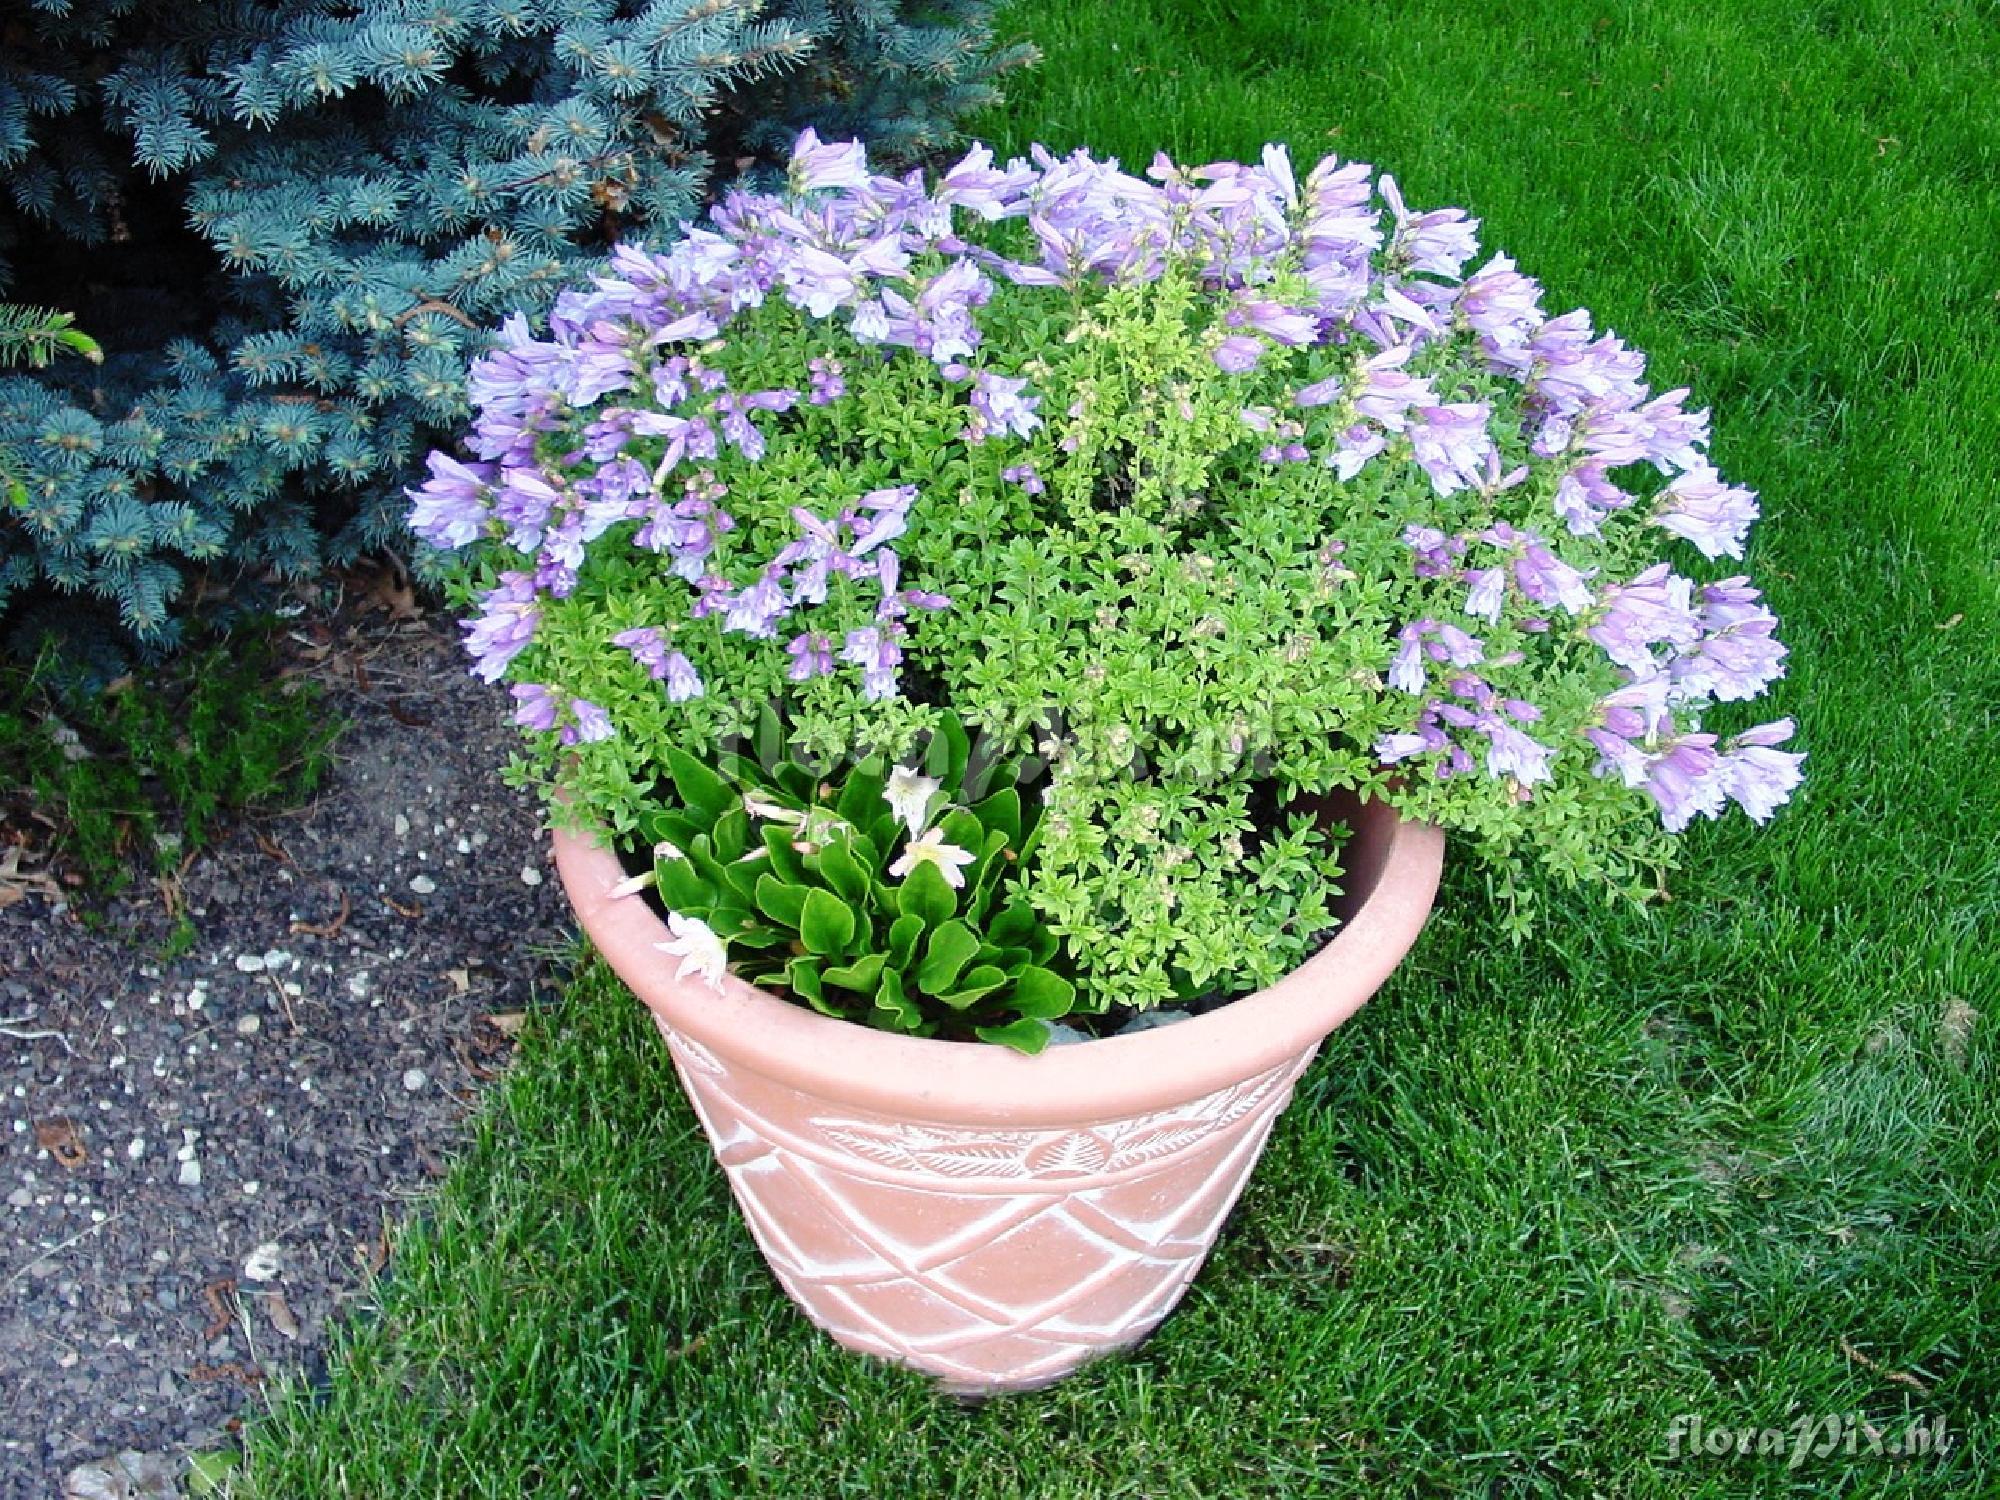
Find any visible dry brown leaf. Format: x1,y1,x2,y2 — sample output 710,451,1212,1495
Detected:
266,1291,300,1342
200,1279,239,1340
445,968,471,996
361,566,420,620
1941,997,1978,1068
483,1011,527,1038
35,1118,87,1170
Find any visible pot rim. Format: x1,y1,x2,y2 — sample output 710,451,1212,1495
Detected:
553,792,1444,1128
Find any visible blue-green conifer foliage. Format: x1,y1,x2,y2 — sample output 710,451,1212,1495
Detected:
0,0,1030,654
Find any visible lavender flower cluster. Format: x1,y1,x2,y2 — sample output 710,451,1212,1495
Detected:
410,128,1800,843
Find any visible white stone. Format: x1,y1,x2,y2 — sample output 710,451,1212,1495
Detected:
176,1160,201,1187
233,954,266,973
235,1014,261,1036
401,1069,427,1093
126,1138,145,1160
520,865,543,887
408,874,437,895
242,1242,283,1282
394,814,411,837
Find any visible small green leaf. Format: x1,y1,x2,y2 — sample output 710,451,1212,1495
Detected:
976,1017,1050,1054
753,701,788,772
684,835,731,889
873,966,923,1031
939,964,1008,1008
786,956,836,1014
754,874,808,929
720,857,762,903
823,953,887,994
773,758,818,803
638,809,703,853
799,887,856,955
707,905,754,938
917,919,979,995
761,824,806,883
1010,966,1076,1019
939,807,984,854
968,787,1021,846
666,747,735,826
711,805,749,863
989,900,1038,948
816,836,870,905
864,817,906,871
898,859,956,930
924,716,970,788
837,757,887,824
656,857,713,913
886,913,924,970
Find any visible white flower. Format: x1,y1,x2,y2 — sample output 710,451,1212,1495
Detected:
742,791,805,825
656,912,727,992
884,764,940,836
607,868,657,900
888,827,976,889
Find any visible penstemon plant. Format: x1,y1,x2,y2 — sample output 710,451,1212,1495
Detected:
412,132,1803,1047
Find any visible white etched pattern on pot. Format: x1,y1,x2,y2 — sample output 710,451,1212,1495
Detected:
806,1064,1296,1183
654,1017,1314,1389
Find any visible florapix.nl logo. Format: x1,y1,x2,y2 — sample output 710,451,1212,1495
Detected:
1666,1412,1952,1467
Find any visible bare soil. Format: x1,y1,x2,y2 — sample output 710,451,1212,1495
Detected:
0,610,570,1497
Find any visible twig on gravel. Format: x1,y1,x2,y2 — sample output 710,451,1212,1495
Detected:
0,1014,72,1053
262,970,300,1033
289,887,351,940
1,1211,124,1292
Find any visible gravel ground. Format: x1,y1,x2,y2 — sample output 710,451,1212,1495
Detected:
0,610,571,1497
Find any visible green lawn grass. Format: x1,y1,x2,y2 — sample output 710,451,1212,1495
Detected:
239,1,1999,1493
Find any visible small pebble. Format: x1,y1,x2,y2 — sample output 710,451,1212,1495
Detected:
243,1242,283,1282
126,1138,145,1160
235,1015,261,1036
234,954,266,973
520,865,543,887
409,874,437,895
402,1069,427,1093
394,814,411,837
177,1160,202,1187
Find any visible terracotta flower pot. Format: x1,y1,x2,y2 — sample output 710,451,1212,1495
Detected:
553,792,1444,1393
